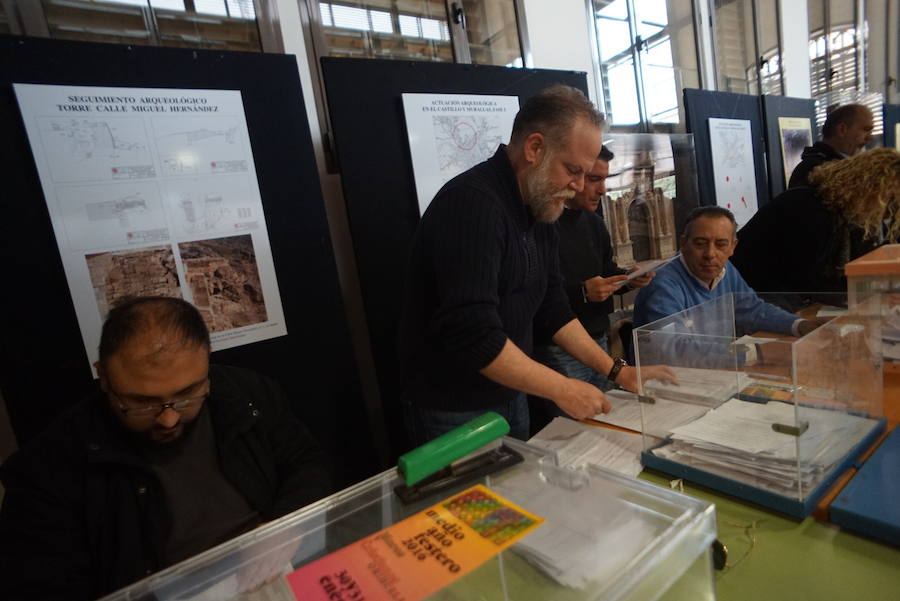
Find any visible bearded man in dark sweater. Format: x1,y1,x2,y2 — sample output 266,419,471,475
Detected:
399,86,674,445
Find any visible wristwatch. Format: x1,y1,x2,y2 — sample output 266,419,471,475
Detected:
607,357,627,382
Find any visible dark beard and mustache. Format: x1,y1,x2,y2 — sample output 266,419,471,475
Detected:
522,151,575,223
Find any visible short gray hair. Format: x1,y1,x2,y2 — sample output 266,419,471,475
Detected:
509,85,604,150
682,206,737,238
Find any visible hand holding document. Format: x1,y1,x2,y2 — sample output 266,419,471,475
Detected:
614,255,679,289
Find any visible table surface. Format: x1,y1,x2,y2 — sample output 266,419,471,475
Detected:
591,370,900,601
639,471,900,601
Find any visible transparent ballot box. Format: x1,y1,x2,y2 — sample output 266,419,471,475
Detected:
633,292,886,518
99,439,717,601
845,244,900,363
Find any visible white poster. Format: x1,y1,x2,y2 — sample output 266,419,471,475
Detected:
708,117,759,228
13,83,287,371
777,116,812,186
401,93,520,215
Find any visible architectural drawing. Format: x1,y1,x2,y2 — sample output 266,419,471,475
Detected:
153,116,247,176
37,116,155,182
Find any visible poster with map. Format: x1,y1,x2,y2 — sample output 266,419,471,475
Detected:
13,83,287,372
402,93,520,215
708,117,758,228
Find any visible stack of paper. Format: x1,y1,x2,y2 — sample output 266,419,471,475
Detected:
652,398,879,496
529,417,643,477
591,389,711,438
494,469,661,589
643,366,752,407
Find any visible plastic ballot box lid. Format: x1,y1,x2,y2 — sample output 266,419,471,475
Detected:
98,438,717,601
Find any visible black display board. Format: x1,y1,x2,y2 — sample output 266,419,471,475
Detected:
0,36,377,490
320,57,588,456
885,104,900,150
683,88,770,209
761,95,818,199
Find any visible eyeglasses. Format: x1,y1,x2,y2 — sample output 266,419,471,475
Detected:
112,382,209,418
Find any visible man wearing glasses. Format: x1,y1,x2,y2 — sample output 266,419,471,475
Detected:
0,296,330,601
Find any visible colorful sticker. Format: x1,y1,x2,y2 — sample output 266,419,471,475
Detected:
286,484,543,601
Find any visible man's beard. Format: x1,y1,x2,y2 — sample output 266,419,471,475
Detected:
523,154,574,223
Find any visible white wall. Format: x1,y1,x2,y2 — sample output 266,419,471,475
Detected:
779,0,812,98
520,0,598,104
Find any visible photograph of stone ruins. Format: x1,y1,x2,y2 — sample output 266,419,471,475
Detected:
178,234,267,333
601,134,682,268
86,245,182,319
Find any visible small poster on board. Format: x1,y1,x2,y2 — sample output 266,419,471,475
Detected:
708,117,759,228
402,93,519,216
13,83,288,372
778,117,813,185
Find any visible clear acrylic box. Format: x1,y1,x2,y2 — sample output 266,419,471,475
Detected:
845,244,900,364
634,292,886,517
98,439,717,601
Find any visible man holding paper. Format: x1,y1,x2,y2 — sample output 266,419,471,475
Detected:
532,146,656,402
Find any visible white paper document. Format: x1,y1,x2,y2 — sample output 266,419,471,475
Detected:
401,93,519,215
643,366,752,406
615,255,679,288
654,398,879,495
529,417,643,477
12,83,288,371
495,468,662,589
708,117,759,228
589,389,710,438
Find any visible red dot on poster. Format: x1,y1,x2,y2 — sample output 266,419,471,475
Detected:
112,168,118,173
211,162,216,167
727,203,732,208
725,176,730,182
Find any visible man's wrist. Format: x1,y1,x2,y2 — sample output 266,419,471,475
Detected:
608,357,627,382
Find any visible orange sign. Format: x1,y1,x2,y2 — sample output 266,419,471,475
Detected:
287,484,543,601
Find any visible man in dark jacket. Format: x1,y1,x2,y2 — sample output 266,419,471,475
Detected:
788,103,874,188
530,145,654,432
0,296,330,601
398,85,674,445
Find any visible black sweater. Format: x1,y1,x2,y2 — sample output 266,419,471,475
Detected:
0,365,330,601
731,186,877,307
399,146,574,411
555,207,627,338
788,141,843,189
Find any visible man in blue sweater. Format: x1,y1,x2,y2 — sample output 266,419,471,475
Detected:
634,206,824,338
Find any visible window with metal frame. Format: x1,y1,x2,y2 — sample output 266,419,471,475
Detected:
308,0,524,67
4,0,265,52
591,0,697,131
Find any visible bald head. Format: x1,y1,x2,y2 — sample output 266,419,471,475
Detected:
98,296,210,368
822,104,874,156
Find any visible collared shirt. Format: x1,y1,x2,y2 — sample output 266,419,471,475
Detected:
676,255,802,337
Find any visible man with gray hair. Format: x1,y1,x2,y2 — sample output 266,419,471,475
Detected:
399,85,673,444
788,103,874,188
